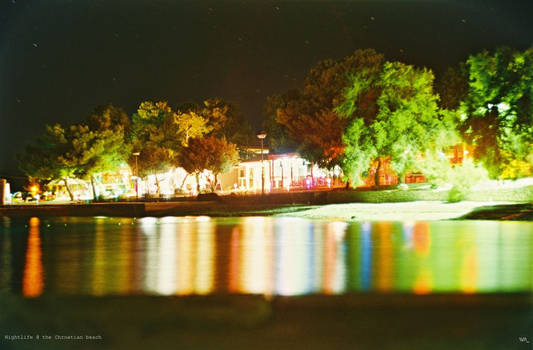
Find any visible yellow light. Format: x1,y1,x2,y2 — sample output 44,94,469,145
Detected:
30,185,39,193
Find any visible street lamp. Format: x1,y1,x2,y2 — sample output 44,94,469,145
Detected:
256,131,267,196
132,152,140,200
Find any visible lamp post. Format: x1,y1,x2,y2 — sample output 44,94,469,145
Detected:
256,131,267,196
132,152,140,200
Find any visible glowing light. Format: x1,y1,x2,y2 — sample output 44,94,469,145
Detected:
195,221,215,294
92,219,106,295
375,223,393,292
240,217,269,293
275,219,312,296
22,218,43,298
143,220,159,294
159,216,179,224
413,268,432,295
176,220,194,295
140,217,157,236
460,248,478,294
228,226,242,293
156,221,177,295
323,221,347,294
413,222,431,256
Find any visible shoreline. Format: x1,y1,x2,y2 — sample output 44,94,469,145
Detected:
0,198,531,221
2,185,532,221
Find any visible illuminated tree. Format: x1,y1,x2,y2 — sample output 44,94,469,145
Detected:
62,123,129,200
177,98,252,145
174,108,212,146
208,137,239,190
129,101,178,194
17,125,77,200
18,103,131,201
272,49,384,172
178,136,239,193
337,61,448,186
460,47,533,178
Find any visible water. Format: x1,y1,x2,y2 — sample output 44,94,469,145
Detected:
1,216,532,298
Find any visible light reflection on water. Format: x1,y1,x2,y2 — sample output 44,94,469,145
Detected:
0,216,532,298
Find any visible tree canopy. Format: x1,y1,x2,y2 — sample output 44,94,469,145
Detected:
272,49,385,169
178,136,239,192
337,61,450,185
459,47,533,178
17,104,130,200
17,124,77,199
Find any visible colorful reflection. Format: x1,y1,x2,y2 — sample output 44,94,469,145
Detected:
22,217,43,297
1,217,533,297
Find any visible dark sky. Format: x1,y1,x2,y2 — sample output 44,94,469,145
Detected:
1,0,532,179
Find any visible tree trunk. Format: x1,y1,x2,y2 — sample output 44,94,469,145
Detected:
310,162,314,187
374,158,382,187
214,173,219,192
398,173,405,185
195,173,200,193
90,176,97,201
154,174,160,197
179,173,189,190
63,178,74,201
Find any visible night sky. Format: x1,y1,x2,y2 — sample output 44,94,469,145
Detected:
1,0,532,183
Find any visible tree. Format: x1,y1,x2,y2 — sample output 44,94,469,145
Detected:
84,104,131,198
17,125,78,200
178,136,239,193
87,104,131,133
272,49,385,171
173,108,212,146
262,92,300,153
460,47,533,178
129,101,178,194
62,125,129,200
177,98,252,145
337,61,448,186
435,64,469,110
208,137,239,190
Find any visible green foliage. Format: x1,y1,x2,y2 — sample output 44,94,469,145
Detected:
416,154,488,202
174,109,212,146
273,49,385,169
435,64,469,110
126,99,250,182
17,124,74,182
17,104,131,200
62,124,129,179
460,47,533,178
176,99,252,145
446,160,488,202
88,104,130,133
130,101,179,177
337,60,447,185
